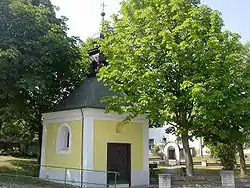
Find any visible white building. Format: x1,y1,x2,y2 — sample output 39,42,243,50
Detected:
149,125,209,165
149,125,250,166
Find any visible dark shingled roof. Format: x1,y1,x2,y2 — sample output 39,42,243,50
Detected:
52,77,117,112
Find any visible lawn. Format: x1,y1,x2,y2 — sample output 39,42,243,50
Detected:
150,161,250,185
1,155,250,187
153,164,250,178
0,155,38,176
193,156,220,163
0,155,74,188
194,166,222,176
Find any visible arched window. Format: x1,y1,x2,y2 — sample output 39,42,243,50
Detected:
57,123,72,154
168,146,176,160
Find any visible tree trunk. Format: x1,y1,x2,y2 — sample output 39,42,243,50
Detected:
237,143,246,177
200,137,203,158
25,144,29,153
181,131,194,176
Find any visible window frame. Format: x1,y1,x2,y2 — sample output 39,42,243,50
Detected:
149,139,155,150
56,123,72,154
168,146,176,160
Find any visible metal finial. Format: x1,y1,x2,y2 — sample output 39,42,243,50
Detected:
101,2,107,21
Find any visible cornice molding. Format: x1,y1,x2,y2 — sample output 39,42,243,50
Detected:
42,108,148,124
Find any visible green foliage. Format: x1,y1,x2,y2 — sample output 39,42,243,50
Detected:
98,0,245,131
208,143,237,170
0,0,88,147
245,42,250,64
98,0,246,175
152,145,160,155
0,120,38,145
192,41,250,174
192,39,250,155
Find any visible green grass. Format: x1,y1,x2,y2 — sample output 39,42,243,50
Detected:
2,155,250,187
149,166,222,185
193,156,250,178
194,166,222,176
150,168,165,184
193,156,220,163
0,175,76,188
195,165,250,178
0,155,38,176
0,155,75,188
155,164,250,178
194,155,250,165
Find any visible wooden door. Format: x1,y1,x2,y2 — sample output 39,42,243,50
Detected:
107,143,131,185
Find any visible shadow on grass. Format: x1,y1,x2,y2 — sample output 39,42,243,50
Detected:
150,168,165,185
196,166,250,178
0,157,39,177
0,156,84,187
0,165,75,188
194,168,221,176
0,174,76,188
234,168,250,178
150,166,221,184
11,159,39,176
0,157,68,187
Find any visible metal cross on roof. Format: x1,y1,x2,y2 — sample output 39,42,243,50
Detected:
101,2,107,20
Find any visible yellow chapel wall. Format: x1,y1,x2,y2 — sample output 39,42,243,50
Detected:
93,120,144,172
44,120,82,169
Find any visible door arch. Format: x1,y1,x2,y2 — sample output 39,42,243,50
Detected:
163,142,180,164
168,146,176,160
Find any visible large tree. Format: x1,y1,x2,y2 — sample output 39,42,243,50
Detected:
98,0,245,176
0,0,88,160
192,40,250,176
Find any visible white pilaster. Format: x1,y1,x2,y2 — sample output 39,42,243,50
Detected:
82,112,95,186
143,122,150,185
39,120,47,177
82,115,94,169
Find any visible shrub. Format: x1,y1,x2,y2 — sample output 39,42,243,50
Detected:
208,142,237,170
151,145,161,156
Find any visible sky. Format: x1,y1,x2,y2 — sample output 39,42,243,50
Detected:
50,0,250,43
